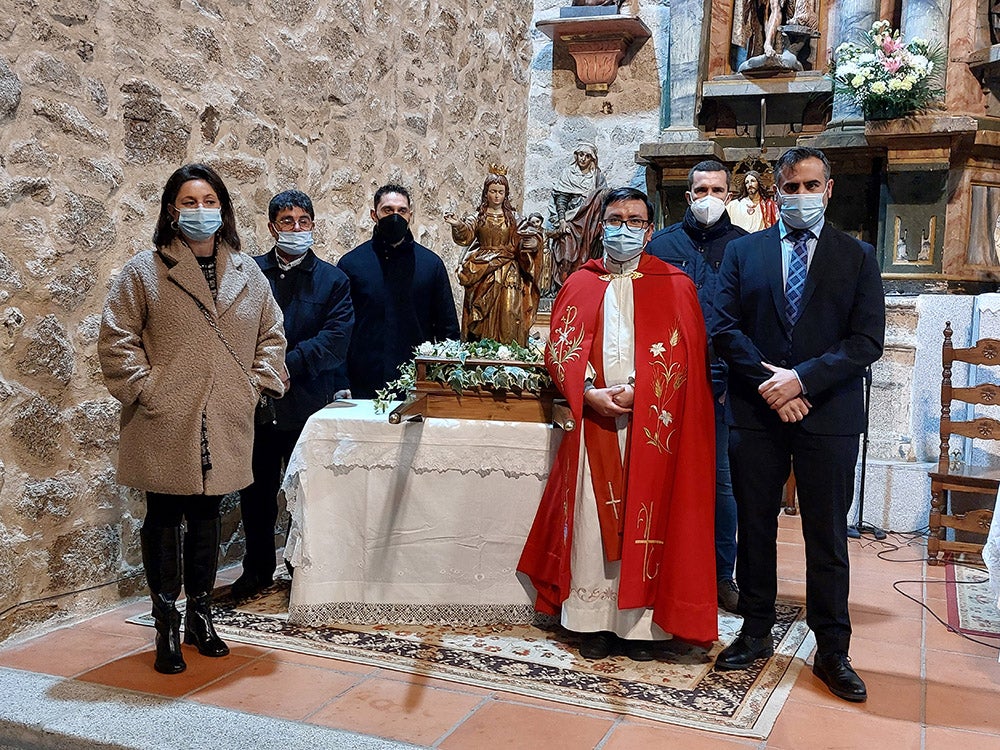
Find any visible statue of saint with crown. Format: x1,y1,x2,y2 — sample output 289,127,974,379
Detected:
445,164,543,346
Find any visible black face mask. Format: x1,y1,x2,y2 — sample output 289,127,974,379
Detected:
375,213,409,245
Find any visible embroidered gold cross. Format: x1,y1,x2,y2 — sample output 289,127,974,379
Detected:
605,481,622,520
634,502,663,581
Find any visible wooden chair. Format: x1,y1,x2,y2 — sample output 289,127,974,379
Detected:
927,321,999,565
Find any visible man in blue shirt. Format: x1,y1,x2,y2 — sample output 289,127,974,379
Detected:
646,160,747,614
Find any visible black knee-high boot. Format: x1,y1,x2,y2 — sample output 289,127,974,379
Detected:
140,524,186,674
182,517,230,657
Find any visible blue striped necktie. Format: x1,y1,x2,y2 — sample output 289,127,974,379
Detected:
784,229,811,324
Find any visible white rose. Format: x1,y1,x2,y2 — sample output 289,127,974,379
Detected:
417,342,435,356
495,345,512,360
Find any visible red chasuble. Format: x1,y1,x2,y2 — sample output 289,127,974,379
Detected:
518,253,718,646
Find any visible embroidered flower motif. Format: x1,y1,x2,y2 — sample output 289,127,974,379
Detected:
548,305,585,385
643,321,687,455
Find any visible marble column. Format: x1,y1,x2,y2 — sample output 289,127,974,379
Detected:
828,0,880,128
664,0,707,138
901,0,952,86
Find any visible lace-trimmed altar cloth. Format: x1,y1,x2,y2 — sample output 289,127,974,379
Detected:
282,399,561,626
985,489,1000,614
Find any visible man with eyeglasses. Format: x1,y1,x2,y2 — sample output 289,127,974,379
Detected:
233,189,354,599
519,187,717,662
335,183,459,399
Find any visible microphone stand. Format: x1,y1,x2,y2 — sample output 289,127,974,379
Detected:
848,366,887,540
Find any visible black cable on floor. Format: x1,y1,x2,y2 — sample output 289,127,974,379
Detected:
848,529,1000,652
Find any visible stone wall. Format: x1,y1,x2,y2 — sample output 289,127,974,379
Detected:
522,0,667,219
0,0,532,641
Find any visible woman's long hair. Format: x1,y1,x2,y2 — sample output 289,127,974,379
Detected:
153,163,240,251
476,174,517,232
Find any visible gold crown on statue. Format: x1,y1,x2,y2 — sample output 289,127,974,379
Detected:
487,163,508,176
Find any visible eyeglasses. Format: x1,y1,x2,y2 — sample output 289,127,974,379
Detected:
603,218,651,230
273,217,314,230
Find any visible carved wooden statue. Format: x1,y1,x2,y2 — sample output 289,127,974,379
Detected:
549,142,608,291
445,167,542,346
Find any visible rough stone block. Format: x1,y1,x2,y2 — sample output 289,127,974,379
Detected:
17,474,80,521
67,398,119,450
10,395,64,461
0,56,21,122
120,79,190,164
31,98,108,145
47,262,96,311
16,314,74,385
48,524,120,590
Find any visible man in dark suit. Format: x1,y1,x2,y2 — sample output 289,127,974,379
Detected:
711,147,885,703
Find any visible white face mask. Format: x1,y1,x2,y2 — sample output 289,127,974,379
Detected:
275,230,314,256
603,224,646,263
689,195,727,226
778,192,826,229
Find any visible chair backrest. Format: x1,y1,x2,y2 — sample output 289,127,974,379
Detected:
939,320,1000,466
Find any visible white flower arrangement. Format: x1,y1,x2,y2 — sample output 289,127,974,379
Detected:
373,337,552,413
831,21,944,120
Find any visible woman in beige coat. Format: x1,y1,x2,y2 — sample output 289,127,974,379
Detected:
99,163,287,675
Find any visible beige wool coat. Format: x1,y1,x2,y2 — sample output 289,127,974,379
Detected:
99,239,287,496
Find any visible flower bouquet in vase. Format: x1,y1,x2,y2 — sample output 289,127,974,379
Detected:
831,20,944,121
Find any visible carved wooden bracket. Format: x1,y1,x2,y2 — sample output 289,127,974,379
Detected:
536,16,652,94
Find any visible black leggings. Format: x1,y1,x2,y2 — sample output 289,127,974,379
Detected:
145,492,223,527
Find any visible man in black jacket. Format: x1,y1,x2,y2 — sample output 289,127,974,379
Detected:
646,160,747,614
233,190,354,599
712,147,885,702
336,184,460,399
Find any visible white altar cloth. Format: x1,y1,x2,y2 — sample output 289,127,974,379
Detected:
985,489,1000,610
281,400,561,626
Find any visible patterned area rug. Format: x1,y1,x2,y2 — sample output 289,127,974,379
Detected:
946,563,1000,638
131,582,814,740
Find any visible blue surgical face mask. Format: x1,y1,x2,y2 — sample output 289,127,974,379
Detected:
177,207,223,241
275,230,314,257
602,223,646,263
778,192,826,230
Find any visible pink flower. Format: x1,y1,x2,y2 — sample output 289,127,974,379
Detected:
882,37,903,55
883,57,902,74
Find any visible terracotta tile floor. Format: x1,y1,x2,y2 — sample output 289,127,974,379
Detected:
1,513,999,749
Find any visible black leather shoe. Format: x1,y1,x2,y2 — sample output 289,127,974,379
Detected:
621,639,657,662
578,631,616,660
715,632,773,670
230,572,263,600
813,652,867,702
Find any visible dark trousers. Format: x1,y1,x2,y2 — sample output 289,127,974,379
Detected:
238,423,302,581
729,425,858,655
145,493,222,525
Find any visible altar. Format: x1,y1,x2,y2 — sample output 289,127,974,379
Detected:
281,400,561,626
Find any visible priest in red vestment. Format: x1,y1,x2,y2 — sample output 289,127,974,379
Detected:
518,187,718,661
